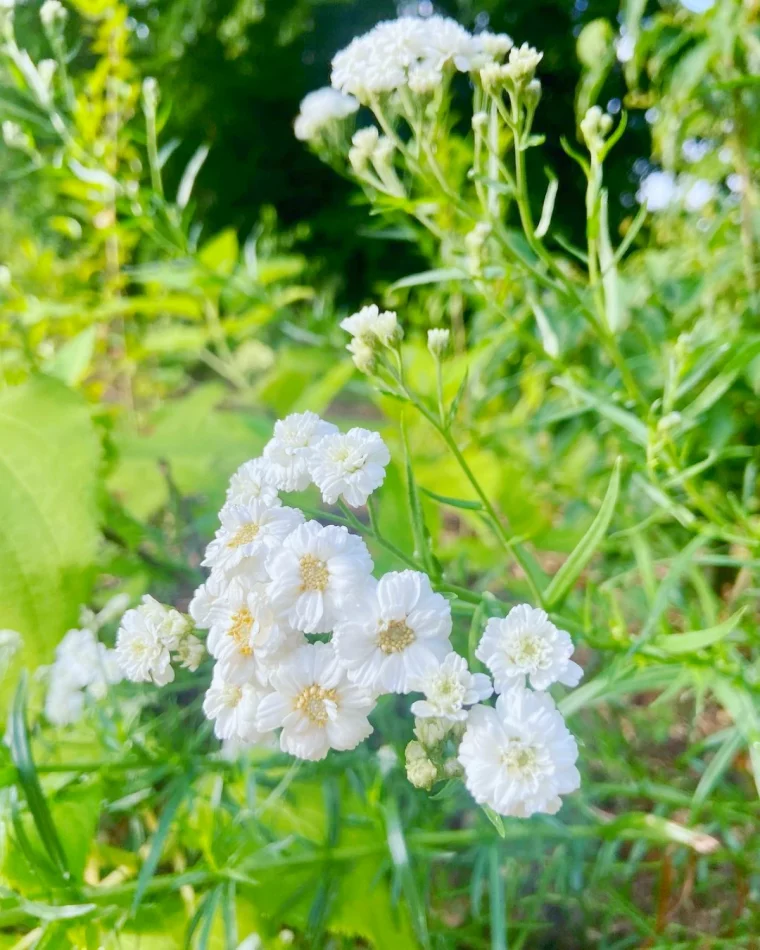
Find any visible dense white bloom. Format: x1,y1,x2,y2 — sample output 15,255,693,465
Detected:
189,569,232,628
340,304,399,347
333,570,452,693
331,16,477,103
408,63,441,95
476,604,582,693
45,626,123,725
427,327,450,356
294,87,359,142
262,411,339,492
637,170,678,211
115,595,188,686
203,668,272,743
502,43,543,85
176,634,205,671
473,31,513,62
202,501,303,579
265,521,373,634
309,427,390,507
40,0,66,26
256,642,375,761
409,652,492,721
459,689,580,817
682,178,715,212
226,457,280,509
207,582,301,684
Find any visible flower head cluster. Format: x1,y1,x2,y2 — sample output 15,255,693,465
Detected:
116,595,201,686
294,87,358,143
45,595,129,726
454,603,583,817
340,303,401,372
114,403,585,819
330,16,513,104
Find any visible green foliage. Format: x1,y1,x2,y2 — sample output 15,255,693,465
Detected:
0,0,759,948
0,378,101,702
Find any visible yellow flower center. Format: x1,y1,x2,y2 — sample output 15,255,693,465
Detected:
501,740,540,778
228,607,253,656
294,684,338,725
221,684,243,707
300,554,329,591
227,522,260,549
378,619,415,654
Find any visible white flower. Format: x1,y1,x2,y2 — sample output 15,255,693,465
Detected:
207,582,301,685
459,689,580,817
265,521,373,634
176,634,205,672
409,652,492,721
476,604,582,693
615,29,635,63
189,569,231,629
333,570,452,693
203,667,272,743
309,427,390,507
637,170,677,211
502,43,543,85
427,327,450,357
408,63,441,95
45,675,85,727
405,740,437,789
0,629,22,669
474,31,513,62
40,0,66,26
226,457,281,509
682,177,715,212
262,411,339,492
294,87,359,142
330,16,476,103
115,596,187,686
348,126,380,172
202,501,303,579
340,304,400,348
256,642,375,761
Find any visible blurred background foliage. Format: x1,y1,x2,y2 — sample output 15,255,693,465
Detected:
0,0,759,947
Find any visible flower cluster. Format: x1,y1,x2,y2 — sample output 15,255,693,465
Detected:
293,87,358,143
45,595,129,726
115,595,202,686
115,404,585,819
329,15,513,104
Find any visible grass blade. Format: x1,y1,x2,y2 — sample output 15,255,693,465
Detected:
543,459,621,608
132,770,195,914
9,674,70,882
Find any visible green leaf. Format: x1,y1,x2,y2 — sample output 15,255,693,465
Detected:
388,267,467,292
553,377,648,444
42,326,97,386
488,846,507,950
543,459,621,608
0,377,101,697
482,806,506,838
656,608,746,655
401,419,437,579
132,771,195,914
8,675,70,883
419,486,483,511
198,228,239,276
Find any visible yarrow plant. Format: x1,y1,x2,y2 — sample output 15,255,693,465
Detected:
115,303,586,819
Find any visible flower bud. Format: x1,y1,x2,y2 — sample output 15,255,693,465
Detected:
405,740,438,790
427,328,450,358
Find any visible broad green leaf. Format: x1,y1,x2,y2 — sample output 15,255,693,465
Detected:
108,384,270,519
482,806,506,839
0,377,101,696
543,459,621,608
656,608,746,655
198,228,239,276
42,326,96,386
